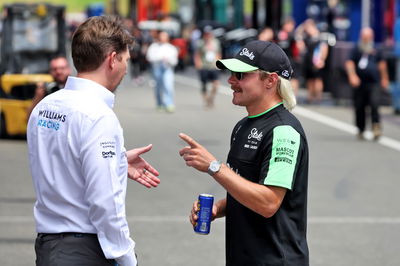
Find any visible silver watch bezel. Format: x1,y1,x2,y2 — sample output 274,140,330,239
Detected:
208,160,221,175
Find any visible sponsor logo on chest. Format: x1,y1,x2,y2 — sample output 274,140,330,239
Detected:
244,128,263,150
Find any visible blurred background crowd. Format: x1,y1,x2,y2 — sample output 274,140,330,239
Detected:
1,0,400,137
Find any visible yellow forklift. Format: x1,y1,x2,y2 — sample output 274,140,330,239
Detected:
0,3,66,138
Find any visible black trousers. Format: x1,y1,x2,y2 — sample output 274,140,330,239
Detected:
199,69,219,93
353,82,381,132
35,233,116,266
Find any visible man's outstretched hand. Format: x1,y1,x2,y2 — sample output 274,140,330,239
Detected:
126,144,160,188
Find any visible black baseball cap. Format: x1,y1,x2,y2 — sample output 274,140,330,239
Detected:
216,40,293,79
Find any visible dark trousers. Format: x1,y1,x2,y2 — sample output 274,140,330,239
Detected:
353,82,381,132
199,69,219,93
35,233,116,266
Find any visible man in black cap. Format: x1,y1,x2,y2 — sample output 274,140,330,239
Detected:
179,40,309,266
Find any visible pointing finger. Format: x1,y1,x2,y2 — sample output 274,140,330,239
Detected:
179,133,200,148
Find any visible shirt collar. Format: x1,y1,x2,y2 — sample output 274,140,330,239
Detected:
64,76,115,108
248,102,283,118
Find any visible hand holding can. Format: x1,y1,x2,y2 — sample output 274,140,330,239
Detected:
193,194,214,235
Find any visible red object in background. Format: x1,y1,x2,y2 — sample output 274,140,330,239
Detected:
291,41,300,60
171,38,188,59
137,0,169,22
384,0,395,38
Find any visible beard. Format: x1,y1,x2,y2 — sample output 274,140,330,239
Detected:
112,73,126,92
358,41,374,54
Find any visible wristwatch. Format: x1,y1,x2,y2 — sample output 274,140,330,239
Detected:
207,160,221,176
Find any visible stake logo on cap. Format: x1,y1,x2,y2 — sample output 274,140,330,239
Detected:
239,48,255,60
216,40,293,80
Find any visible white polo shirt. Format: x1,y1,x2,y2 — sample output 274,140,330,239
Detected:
27,76,137,266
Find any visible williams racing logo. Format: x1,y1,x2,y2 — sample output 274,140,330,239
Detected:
37,110,67,131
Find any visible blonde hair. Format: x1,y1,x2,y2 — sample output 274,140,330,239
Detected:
260,72,296,111
278,77,296,111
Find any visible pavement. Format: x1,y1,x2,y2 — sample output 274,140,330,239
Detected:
1,67,400,265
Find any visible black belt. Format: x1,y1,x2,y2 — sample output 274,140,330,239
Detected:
37,232,97,241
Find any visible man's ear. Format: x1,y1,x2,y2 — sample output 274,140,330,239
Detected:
108,51,118,69
265,73,278,89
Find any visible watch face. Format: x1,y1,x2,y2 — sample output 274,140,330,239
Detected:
209,161,221,172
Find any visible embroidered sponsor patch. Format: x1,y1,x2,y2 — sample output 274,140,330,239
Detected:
248,128,263,141
102,150,116,158
240,48,255,60
100,141,116,149
99,141,117,158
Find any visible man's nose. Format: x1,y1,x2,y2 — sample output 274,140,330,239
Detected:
228,75,237,85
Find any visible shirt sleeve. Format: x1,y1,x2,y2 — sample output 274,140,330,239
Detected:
263,125,301,190
166,45,178,66
80,113,137,266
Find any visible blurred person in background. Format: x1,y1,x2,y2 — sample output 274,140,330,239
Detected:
277,17,300,96
301,19,328,104
392,17,400,115
345,27,389,140
258,26,275,42
129,24,146,86
146,30,178,113
27,55,72,117
171,26,190,72
382,37,400,116
188,24,202,65
194,25,222,108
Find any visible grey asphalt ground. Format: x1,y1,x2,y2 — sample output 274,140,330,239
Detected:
2,68,400,266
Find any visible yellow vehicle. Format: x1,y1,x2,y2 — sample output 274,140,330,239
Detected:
0,74,53,137
0,3,66,138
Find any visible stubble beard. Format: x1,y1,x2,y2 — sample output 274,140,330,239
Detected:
113,73,126,92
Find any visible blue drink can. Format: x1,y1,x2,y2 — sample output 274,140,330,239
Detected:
194,194,214,235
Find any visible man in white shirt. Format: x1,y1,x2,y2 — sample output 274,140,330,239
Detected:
146,30,178,112
27,15,160,266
